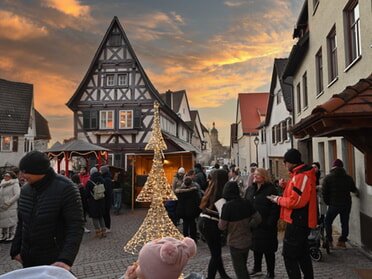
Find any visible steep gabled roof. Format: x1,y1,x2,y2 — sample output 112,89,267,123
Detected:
35,109,51,140
66,16,164,110
264,58,292,126
0,78,33,134
238,93,269,134
161,90,186,112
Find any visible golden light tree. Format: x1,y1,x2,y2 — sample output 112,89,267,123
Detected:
124,101,183,255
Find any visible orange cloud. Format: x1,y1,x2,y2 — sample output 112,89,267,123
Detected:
41,0,90,17
0,11,48,40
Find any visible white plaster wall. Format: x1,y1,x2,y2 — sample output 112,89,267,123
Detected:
292,0,372,247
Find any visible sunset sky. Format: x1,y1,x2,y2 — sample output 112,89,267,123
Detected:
0,0,303,146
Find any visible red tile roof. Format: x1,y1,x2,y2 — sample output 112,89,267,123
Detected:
238,93,269,134
291,74,372,138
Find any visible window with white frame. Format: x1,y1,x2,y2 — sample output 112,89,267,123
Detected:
1,135,18,152
272,126,276,144
100,110,114,129
327,26,338,82
302,72,308,108
282,120,288,141
261,128,266,144
106,74,115,86
344,0,361,67
296,82,301,113
315,48,324,95
119,110,133,129
1,136,11,151
106,73,128,87
276,124,281,143
286,118,292,139
118,74,127,86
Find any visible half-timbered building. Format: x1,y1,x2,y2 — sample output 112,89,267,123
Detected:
66,16,198,183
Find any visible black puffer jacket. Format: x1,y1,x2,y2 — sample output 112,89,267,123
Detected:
10,168,84,267
322,167,357,206
175,186,201,218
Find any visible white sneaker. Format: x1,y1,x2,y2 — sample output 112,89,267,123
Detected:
84,227,91,233
105,228,111,233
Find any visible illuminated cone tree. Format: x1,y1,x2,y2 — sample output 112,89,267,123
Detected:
124,101,183,255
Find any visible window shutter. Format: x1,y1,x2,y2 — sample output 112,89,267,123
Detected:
133,108,141,129
91,111,98,129
12,136,18,152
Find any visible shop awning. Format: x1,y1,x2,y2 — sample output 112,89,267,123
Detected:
291,74,372,184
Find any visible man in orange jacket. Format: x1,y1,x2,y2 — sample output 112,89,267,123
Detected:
267,148,317,279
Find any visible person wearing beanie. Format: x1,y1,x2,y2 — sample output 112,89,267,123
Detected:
267,148,317,279
166,167,186,227
322,158,358,248
122,237,197,279
11,151,84,270
100,166,113,233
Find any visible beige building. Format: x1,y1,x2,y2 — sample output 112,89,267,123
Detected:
283,0,372,250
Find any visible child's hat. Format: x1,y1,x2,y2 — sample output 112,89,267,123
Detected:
138,237,197,279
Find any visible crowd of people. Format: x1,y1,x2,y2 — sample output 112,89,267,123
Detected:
164,148,358,279
0,148,359,279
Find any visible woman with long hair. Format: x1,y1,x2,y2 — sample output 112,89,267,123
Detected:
245,168,279,279
198,169,232,279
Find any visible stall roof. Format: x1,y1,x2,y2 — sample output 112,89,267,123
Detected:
46,139,111,152
162,131,199,153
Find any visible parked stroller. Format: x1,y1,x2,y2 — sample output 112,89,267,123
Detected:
308,215,330,262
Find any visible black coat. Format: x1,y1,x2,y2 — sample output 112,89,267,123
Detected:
102,172,113,210
322,167,357,206
245,182,279,253
10,168,84,267
175,186,201,218
86,172,106,218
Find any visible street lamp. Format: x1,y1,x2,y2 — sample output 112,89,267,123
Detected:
254,136,259,166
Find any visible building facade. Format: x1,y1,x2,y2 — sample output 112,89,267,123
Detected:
283,0,372,250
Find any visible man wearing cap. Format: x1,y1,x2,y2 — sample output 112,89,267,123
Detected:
10,151,84,271
322,159,358,248
267,148,317,279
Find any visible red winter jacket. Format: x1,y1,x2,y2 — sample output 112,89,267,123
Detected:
277,164,318,228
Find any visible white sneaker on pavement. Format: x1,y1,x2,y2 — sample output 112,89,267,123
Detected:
84,227,91,233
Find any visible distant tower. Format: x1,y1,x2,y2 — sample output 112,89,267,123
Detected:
210,122,226,163
210,122,219,146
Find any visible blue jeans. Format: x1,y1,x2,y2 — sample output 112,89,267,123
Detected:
325,204,351,242
113,189,122,214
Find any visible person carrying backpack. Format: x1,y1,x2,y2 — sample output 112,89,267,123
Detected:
86,167,106,239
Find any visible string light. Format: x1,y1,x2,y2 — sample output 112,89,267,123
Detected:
124,101,183,256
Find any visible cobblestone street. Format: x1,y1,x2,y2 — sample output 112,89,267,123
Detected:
0,208,371,278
